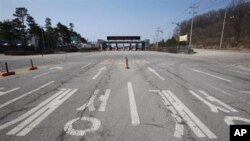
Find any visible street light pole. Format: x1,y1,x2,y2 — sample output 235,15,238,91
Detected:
189,2,198,48
219,8,227,49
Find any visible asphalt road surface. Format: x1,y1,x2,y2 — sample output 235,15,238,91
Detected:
0,50,250,141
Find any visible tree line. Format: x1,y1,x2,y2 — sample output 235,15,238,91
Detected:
0,7,87,53
161,0,250,49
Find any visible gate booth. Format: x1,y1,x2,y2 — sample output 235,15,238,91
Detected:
98,36,149,51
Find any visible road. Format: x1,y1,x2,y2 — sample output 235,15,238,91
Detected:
0,50,250,141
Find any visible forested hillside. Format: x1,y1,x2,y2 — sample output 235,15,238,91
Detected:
175,0,250,49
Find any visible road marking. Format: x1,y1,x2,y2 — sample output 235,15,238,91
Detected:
206,84,250,105
148,67,165,81
224,116,250,125
76,89,99,111
206,84,233,96
92,66,107,80
98,89,111,111
239,91,250,94
149,90,184,138
81,63,91,69
50,66,63,70
5,88,77,136
162,90,217,139
0,87,20,96
127,82,140,126
0,88,66,130
189,90,232,113
0,81,54,109
228,69,249,75
199,90,238,112
33,70,55,78
64,117,101,136
192,69,232,83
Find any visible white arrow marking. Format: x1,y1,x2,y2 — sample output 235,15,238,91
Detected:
92,66,107,80
148,67,165,81
98,89,111,111
0,87,20,96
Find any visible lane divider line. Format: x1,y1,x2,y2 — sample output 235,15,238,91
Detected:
33,71,56,79
0,81,54,109
81,63,91,69
0,87,20,96
127,82,140,126
92,66,106,80
192,69,232,83
148,67,165,81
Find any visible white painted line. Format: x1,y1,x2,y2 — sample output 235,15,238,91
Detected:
0,81,54,109
192,69,232,83
0,88,66,130
199,90,238,112
7,89,78,136
206,84,233,96
163,90,217,139
50,66,63,70
33,70,55,79
228,69,249,75
148,67,165,81
127,82,140,126
76,89,99,111
150,90,184,138
0,87,20,96
224,116,250,125
98,89,111,111
17,89,77,136
81,63,91,69
92,66,107,80
239,91,250,94
206,84,250,105
189,90,229,113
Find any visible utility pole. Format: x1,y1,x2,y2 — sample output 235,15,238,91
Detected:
40,27,45,56
156,27,163,48
189,1,198,47
219,8,227,49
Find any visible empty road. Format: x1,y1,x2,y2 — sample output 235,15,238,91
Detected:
0,50,250,141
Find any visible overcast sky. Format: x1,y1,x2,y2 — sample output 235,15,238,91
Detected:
0,0,230,42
